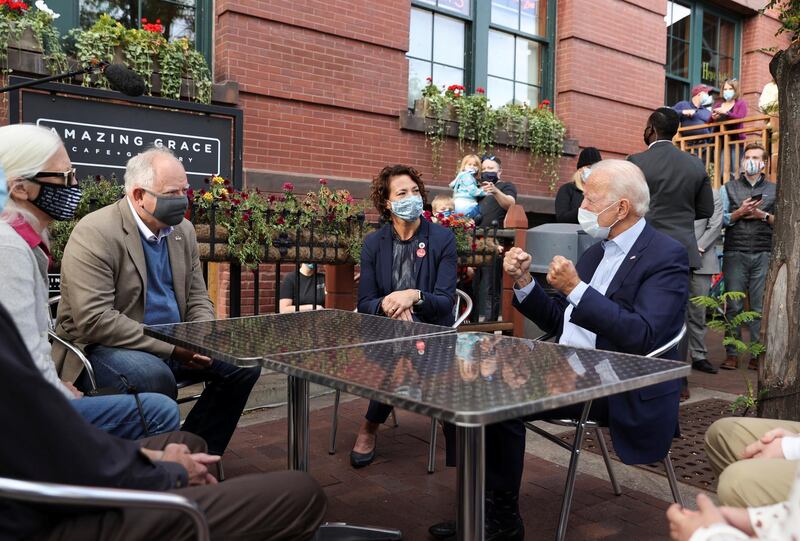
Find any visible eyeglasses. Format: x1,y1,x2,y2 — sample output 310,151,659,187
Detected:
27,168,77,187
481,154,497,162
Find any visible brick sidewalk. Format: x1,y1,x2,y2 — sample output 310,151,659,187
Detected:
225,398,674,540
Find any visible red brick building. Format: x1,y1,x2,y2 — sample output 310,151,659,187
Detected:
212,0,789,217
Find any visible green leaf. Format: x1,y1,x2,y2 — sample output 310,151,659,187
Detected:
731,311,762,328
690,295,720,309
721,291,747,303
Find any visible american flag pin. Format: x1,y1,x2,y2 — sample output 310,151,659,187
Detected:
629,255,636,260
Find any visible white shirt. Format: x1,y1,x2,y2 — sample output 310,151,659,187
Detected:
648,139,673,149
126,197,173,244
515,218,646,349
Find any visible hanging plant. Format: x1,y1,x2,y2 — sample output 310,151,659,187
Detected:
0,0,66,76
159,37,211,104
527,100,566,192
123,20,166,95
71,14,125,87
454,87,496,156
419,78,449,175
495,103,529,152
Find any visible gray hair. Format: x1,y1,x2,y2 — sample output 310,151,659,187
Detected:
587,159,650,216
124,147,178,193
0,124,64,233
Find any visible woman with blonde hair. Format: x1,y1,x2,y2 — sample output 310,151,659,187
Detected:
555,147,601,223
0,123,179,438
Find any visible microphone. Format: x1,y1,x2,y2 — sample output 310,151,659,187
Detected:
101,63,146,97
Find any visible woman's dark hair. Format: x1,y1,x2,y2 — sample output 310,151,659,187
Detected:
371,164,428,219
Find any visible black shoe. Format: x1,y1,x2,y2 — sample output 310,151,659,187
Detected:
349,448,375,468
428,520,455,539
428,519,524,541
692,359,718,374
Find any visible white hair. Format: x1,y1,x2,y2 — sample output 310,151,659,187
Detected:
588,159,650,216
0,124,64,232
124,147,178,193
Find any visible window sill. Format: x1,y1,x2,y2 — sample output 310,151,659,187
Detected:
398,109,579,156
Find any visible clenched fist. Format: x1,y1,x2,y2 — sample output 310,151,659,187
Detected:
503,247,533,287
546,256,581,295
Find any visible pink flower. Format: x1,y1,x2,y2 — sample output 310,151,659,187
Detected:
471,242,478,251
276,216,285,225
268,194,277,202
282,182,294,192
345,194,354,203
319,178,328,185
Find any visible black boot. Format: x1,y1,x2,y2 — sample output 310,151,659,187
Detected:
427,491,524,540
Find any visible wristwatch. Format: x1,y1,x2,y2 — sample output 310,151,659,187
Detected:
414,290,425,306
761,212,770,223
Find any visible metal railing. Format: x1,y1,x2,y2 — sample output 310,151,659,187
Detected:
674,114,777,189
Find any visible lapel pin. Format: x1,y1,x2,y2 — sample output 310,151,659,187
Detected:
417,242,426,258
419,242,425,249
174,235,182,241
629,255,636,260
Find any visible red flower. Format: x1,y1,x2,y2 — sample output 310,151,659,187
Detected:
241,193,249,200
199,189,207,195
268,194,277,202
319,178,328,185
425,76,432,82
327,213,335,223
538,99,551,109
276,216,285,225
141,17,147,22
422,210,432,221
242,213,250,222
282,182,294,192
345,194,354,203
223,179,231,186
471,242,478,252
476,87,485,94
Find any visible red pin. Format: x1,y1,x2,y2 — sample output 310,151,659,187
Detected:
416,340,426,355
417,241,426,258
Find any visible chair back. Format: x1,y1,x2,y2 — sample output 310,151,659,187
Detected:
645,324,687,358
452,289,472,328
0,476,209,541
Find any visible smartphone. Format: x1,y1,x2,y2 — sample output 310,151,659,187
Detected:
750,193,763,201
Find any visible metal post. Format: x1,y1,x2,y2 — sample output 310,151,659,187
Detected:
556,401,592,541
457,424,485,541
287,376,310,471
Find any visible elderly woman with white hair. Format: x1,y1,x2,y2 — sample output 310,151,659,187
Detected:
429,159,690,540
0,123,180,438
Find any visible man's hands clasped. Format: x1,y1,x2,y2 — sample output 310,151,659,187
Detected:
504,248,581,296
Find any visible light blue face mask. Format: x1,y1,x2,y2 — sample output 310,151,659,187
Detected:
723,90,735,101
305,263,316,271
390,194,423,222
0,166,7,212
700,93,713,107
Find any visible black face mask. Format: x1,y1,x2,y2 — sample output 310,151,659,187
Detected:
30,181,82,221
481,171,499,184
143,189,189,226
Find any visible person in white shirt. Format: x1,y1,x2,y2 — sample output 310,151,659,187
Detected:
667,454,800,540
705,417,800,507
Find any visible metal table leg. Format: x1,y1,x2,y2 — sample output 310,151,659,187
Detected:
457,425,485,541
287,375,309,471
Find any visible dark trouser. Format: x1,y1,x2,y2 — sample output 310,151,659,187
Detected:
365,400,393,425
85,346,261,455
722,251,770,354
473,260,502,321
442,400,610,496
33,431,327,541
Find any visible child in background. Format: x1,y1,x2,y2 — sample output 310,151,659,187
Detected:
430,194,455,223
449,154,484,219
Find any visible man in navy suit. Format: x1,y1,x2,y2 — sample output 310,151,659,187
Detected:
431,160,689,540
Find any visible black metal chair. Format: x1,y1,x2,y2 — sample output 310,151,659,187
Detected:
525,324,687,541
327,289,473,474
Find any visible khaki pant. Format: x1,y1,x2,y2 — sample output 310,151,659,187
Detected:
34,432,327,541
705,417,800,507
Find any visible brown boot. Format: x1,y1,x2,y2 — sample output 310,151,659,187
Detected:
720,355,739,370
748,355,761,371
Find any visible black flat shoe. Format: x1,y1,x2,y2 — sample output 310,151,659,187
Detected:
428,519,524,541
692,359,718,374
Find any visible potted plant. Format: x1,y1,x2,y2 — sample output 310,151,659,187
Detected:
527,100,566,192
422,210,500,265
1,0,67,74
454,87,496,156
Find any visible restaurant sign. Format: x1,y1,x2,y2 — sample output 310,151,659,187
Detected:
10,80,243,188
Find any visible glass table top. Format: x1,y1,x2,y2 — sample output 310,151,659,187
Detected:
143,310,455,364
261,332,690,425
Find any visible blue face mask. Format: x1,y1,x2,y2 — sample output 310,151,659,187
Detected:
0,166,6,212
723,90,735,101
390,194,423,222
440,210,453,218
305,263,316,270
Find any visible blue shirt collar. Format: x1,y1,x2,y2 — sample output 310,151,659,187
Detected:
603,218,645,256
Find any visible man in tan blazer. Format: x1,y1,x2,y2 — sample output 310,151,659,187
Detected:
54,148,260,455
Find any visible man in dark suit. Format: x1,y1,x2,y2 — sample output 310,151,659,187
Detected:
0,298,326,540
430,160,689,540
628,107,715,269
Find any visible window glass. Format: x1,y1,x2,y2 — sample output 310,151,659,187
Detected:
407,7,465,106
492,0,546,36
438,0,469,17
491,0,518,30
515,82,539,107
433,13,465,68
80,0,196,42
487,77,514,108
409,8,433,61
669,39,689,79
488,30,515,79
666,78,689,105
700,12,735,88
515,38,541,86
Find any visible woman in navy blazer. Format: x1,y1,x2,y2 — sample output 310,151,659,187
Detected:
350,164,457,468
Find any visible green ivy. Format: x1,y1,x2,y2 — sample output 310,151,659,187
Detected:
70,14,124,88
455,92,497,157
763,0,800,39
